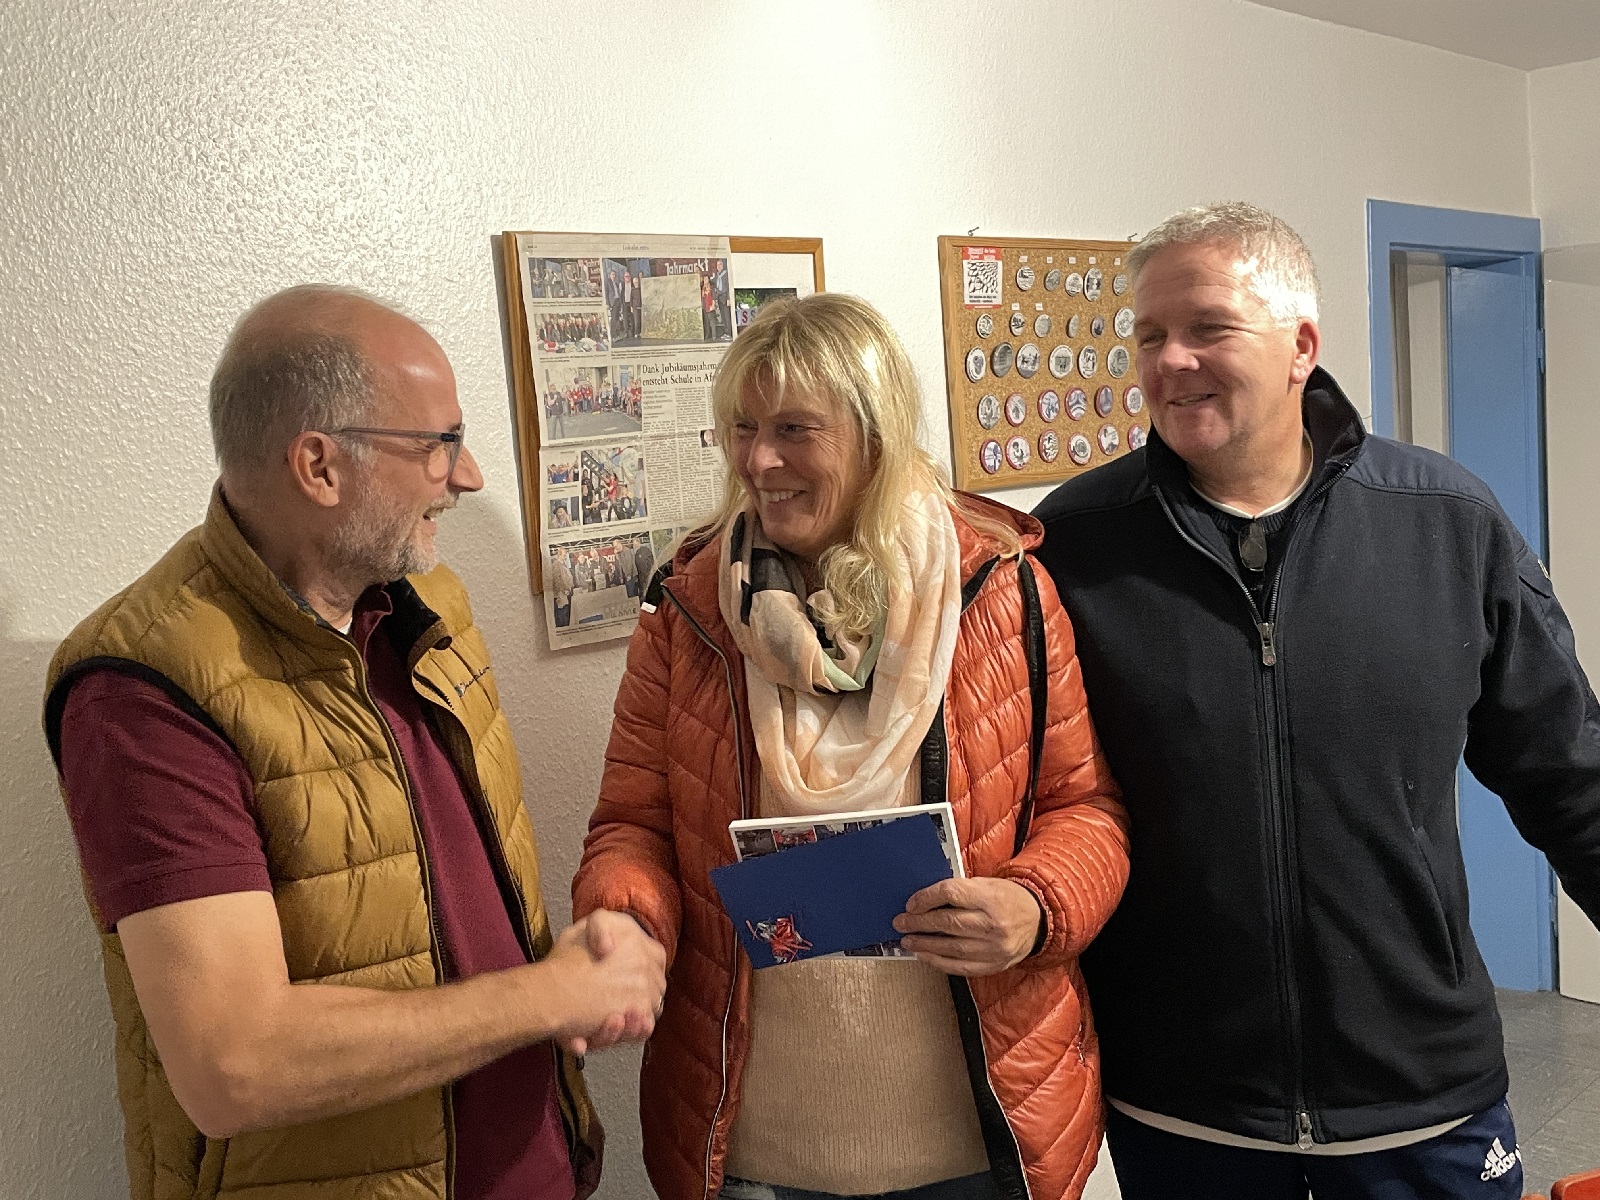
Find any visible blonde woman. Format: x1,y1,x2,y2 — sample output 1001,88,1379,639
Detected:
573,293,1129,1200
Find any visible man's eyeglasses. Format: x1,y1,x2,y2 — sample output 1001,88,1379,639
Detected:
332,423,467,478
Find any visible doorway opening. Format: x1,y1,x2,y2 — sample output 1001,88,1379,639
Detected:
1368,199,1554,992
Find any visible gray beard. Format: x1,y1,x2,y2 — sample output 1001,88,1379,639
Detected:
327,491,437,586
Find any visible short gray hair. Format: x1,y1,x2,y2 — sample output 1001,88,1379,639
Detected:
208,284,391,474
1128,202,1320,325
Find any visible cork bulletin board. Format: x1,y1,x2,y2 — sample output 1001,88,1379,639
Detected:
937,235,1144,492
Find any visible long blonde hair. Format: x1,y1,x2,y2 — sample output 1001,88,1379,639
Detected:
689,292,1020,637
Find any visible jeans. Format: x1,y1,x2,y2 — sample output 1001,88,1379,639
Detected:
718,1171,1002,1200
1105,1098,1523,1199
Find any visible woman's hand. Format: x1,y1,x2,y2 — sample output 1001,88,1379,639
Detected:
893,877,1044,976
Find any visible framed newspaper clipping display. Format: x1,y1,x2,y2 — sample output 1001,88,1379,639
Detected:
936,235,1141,492
503,231,824,649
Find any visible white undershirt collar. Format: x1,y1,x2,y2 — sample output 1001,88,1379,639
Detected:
1191,434,1314,520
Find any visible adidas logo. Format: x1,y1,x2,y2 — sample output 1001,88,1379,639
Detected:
1481,1136,1521,1181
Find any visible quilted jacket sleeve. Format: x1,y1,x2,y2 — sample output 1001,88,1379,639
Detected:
998,556,1130,965
572,602,685,967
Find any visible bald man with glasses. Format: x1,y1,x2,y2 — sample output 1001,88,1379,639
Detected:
43,285,663,1200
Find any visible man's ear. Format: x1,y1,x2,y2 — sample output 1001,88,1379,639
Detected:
286,431,349,509
1288,318,1321,387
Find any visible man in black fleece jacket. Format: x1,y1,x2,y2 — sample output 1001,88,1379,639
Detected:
1034,202,1600,1200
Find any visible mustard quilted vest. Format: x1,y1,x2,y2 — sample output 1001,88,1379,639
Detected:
43,490,599,1200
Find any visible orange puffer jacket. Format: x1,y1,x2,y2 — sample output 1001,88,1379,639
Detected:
573,494,1129,1200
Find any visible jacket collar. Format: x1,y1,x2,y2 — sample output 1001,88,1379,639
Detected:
1144,365,1366,506
199,482,446,662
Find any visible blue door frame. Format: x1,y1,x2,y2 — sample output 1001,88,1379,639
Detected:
1366,199,1553,991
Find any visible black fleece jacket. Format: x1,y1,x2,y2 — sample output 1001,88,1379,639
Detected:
1032,367,1600,1146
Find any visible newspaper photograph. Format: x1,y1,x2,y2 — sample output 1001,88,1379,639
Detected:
518,232,734,648
727,802,965,960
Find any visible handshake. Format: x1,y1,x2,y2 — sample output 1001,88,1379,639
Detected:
543,909,667,1057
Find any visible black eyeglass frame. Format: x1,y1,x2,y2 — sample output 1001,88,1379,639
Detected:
330,423,467,476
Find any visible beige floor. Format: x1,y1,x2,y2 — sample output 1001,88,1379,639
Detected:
1082,1141,1119,1199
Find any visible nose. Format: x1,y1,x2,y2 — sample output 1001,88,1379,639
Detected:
450,445,485,494
1152,334,1199,376
743,430,784,476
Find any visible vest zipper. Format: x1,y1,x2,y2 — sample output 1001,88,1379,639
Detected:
351,657,457,1196
412,652,591,1170
658,584,751,1200
1152,464,1348,1150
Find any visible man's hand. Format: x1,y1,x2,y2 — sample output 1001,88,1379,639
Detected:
118,892,668,1139
544,910,665,1057
893,877,1043,976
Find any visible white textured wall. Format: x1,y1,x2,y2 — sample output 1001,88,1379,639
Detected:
1530,55,1600,1003
0,2,1534,1195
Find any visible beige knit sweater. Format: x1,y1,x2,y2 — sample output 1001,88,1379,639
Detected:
723,776,989,1193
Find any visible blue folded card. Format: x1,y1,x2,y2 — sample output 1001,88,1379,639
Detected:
709,814,953,968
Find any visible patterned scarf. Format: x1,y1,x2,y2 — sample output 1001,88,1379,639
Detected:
718,482,963,817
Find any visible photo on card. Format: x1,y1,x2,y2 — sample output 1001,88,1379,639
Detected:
541,363,642,441
545,531,656,630
734,286,798,329
531,309,609,355
601,256,731,347
525,256,604,300
579,444,647,526
547,496,577,531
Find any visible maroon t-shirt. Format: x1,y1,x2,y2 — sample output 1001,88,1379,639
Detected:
58,587,575,1200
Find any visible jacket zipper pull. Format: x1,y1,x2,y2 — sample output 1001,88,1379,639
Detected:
1297,1111,1314,1150
1258,621,1278,667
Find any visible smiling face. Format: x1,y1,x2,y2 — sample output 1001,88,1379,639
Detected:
329,312,483,583
1133,240,1318,475
730,378,869,562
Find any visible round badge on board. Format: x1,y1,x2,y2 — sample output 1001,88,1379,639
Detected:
965,346,987,383
1064,272,1084,297
1038,389,1061,422
1015,265,1035,291
1006,436,1031,469
1015,343,1040,379
1067,314,1082,338
1108,345,1130,378
1009,310,1027,337
1038,430,1060,463
1078,345,1098,378
976,313,994,339
1112,272,1130,295
1123,385,1144,415
1098,423,1120,456
1048,344,1074,378
1114,306,1135,339
1066,388,1088,421
1044,268,1062,292
1034,313,1052,338
980,439,1004,475
1085,268,1104,302
991,343,1014,377
1090,315,1106,338
1005,392,1027,426
1094,386,1114,417
1127,424,1147,451
1068,433,1093,465
977,393,1001,429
